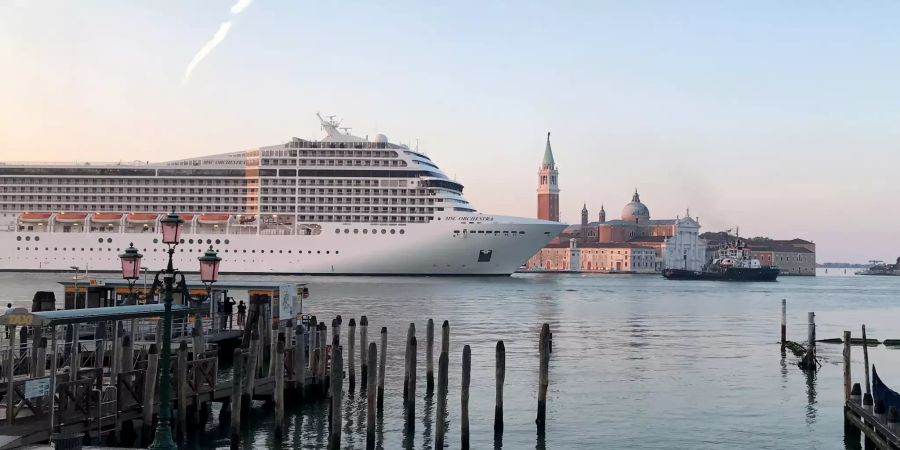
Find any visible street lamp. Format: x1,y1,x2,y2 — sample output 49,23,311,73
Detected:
196,246,221,336
148,210,183,450
119,243,142,306
141,267,149,304
69,266,80,309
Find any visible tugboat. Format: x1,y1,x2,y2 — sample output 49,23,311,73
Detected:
663,238,779,281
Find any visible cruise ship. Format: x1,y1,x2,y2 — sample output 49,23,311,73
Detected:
0,116,567,275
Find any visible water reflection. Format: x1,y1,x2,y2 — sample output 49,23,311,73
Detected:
805,369,818,425
423,392,434,450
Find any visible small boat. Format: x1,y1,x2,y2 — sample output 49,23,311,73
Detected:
126,213,159,224
664,236,779,282
18,212,52,222
178,213,196,221
197,214,230,225
91,213,123,223
873,366,900,412
55,212,88,223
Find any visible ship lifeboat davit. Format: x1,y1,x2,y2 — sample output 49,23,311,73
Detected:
55,212,88,223
197,214,230,225
91,213,123,223
18,212,52,223
126,213,159,224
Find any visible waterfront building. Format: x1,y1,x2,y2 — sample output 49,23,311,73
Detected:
524,239,657,273
747,239,816,276
0,115,567,275
536,133,560,222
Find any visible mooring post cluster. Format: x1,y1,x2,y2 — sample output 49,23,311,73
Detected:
22,310,556,449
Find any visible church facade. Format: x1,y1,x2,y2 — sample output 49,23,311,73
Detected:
524,137,707,273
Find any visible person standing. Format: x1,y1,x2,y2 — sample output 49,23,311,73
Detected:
236,300,247,329
223,297,236,330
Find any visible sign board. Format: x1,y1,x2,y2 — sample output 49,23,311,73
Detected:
24,377,50,399
278,284,294,320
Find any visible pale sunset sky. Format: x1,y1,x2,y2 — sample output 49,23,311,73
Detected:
2,1,899,263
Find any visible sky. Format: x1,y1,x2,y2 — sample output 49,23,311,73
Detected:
1,1,899,263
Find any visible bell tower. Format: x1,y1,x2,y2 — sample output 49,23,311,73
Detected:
537,132,560,222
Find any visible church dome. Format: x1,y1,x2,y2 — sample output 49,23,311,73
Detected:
621,189,650,222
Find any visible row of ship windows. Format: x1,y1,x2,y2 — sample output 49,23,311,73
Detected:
1,187,256,194
0,179,257,186
4,204,259,213
0,178,419,189
14,246,339,255
261,160,408,167
2,190,437,199
453,230,527,236
333,228,406,235
277,144,401,153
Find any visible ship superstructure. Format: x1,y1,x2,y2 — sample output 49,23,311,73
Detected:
0,116,567,275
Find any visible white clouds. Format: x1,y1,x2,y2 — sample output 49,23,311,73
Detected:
182,0,253,85
230,0,254,15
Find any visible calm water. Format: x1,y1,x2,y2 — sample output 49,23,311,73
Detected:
2,270,899,449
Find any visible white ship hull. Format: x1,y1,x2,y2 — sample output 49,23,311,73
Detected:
1,215,566,276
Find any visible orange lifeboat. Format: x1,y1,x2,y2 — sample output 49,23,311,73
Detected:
19,212,52,223
126,213,159,224
55,212,88,223
178,213,195,221
91,213,123,223
197,214,230,225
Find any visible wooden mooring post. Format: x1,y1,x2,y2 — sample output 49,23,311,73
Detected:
141,343,159,446
230,348,244,445
780,299,786,350
406,335,417,431
366,342,377,449
436,350,448,449
403,322,415,402
426,318,435,394
348,318,356,390
495,340,505,436
441,320,449,354
318,322,327,391
799,312,817,371
862,324,871,395
461,344,471,449
328,334,343,450
176,340,189,440
360,316,369,388
378,326,387,410
537,323,550,430
245,330,259,405
843,331,851,402
295,324,306,395
274,338,285,439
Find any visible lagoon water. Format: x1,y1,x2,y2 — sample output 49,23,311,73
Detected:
2,270,898,449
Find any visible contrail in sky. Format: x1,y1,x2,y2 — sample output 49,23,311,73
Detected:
182,0,254,85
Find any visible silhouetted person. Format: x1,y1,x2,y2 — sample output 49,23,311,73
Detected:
224,297,236,330
236,300,247,329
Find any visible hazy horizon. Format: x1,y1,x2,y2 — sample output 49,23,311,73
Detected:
2,1,898,263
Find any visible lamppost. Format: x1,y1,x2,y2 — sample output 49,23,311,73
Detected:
148,211,183,450
198,246,221,332
141,266,149,304
69,266,80,309
119,244,142,306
